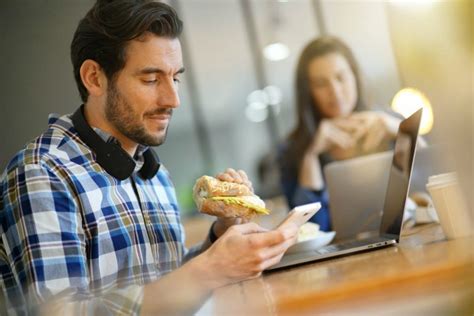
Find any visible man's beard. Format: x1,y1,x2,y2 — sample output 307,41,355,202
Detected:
105,81,172,147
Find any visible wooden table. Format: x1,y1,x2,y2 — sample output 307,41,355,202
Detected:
208,224,473,315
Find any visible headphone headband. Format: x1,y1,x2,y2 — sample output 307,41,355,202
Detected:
71,105,160,180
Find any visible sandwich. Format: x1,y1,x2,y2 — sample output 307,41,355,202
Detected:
193,175,270,219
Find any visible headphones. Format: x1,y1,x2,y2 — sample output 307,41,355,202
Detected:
71,105,160,180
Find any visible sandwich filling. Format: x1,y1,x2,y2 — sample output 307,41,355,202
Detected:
209,196,270,215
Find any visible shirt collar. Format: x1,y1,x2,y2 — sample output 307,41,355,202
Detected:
48,112,149,173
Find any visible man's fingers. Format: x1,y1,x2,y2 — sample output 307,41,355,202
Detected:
238,170,253,189
229,222,268,235
237,170,249,182
216,169,242,183
216,168,254,192
260,252,286,271
216,172,233,182
216,168,250,185
238,228,293,249
226,168,243,182
259,236,296,261
237,169,254,191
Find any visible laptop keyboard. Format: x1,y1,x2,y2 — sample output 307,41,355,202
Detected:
315,236,392,254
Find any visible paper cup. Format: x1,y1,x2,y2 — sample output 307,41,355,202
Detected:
426,172,472,239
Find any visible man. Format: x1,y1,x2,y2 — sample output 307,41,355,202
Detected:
0,1,298,315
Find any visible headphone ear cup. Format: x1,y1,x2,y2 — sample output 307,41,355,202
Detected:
140,149,160,179
95,142,136,180
71,105,142,180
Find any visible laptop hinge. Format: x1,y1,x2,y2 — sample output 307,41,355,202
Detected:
380,233,399,241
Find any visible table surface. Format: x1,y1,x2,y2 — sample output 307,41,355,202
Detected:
206,224,473,315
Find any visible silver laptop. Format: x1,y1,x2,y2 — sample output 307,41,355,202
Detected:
325,151,392,241
268,109,422,271
325,145,448,241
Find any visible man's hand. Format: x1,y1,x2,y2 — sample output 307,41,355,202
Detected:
215,168,253,192
212,168,254,237
196,222,298,288
141,222,297,315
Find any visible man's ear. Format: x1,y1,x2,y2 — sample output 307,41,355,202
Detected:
80,59,107,97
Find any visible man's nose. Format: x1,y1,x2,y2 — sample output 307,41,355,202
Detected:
159,79,180,108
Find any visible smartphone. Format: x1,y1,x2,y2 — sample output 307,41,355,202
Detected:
277,202,322,229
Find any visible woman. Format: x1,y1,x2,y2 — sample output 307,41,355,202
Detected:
279,36,400,231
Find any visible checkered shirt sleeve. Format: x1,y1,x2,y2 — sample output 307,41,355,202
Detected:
1,161,145,315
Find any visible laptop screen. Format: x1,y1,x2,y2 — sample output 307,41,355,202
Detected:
379,109,422,239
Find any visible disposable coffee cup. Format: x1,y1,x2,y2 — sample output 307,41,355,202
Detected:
426,172,472,239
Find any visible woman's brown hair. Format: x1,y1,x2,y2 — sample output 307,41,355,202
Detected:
282,36,368,174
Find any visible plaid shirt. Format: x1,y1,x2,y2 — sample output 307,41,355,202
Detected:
0,113,201,315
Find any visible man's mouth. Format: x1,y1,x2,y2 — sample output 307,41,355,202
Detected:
148,114,171,120
146,109,173,122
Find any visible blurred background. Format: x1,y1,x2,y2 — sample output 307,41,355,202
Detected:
0,0,472,217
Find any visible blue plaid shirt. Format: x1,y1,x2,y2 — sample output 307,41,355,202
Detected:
0,113,201,315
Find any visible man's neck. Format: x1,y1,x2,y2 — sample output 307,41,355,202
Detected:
83,102,138,157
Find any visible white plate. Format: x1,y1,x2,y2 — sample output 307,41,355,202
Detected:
286,231,336,255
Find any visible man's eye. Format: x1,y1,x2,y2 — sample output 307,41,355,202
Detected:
173,78,181,84
143,79,158,84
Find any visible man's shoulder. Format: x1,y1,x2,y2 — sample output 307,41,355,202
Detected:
3,114,92,176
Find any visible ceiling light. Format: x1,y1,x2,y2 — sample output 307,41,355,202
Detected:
391,87,434,135
263,85,282,105
263,42,290,61
245,103,269,123
247,89,269,105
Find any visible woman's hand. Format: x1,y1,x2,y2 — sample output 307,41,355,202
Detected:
348,111,401,152
310,118,360,155
309,111,401,160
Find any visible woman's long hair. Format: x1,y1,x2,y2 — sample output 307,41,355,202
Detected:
283,36,368,174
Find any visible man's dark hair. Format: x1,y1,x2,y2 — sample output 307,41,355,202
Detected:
71,0,183,102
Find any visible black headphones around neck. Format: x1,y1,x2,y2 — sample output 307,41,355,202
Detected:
71,105,160,180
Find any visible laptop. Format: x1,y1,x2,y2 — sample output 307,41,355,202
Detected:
268,108,422,271
325,151,392,241
324,145,448,241
325,144,449,241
